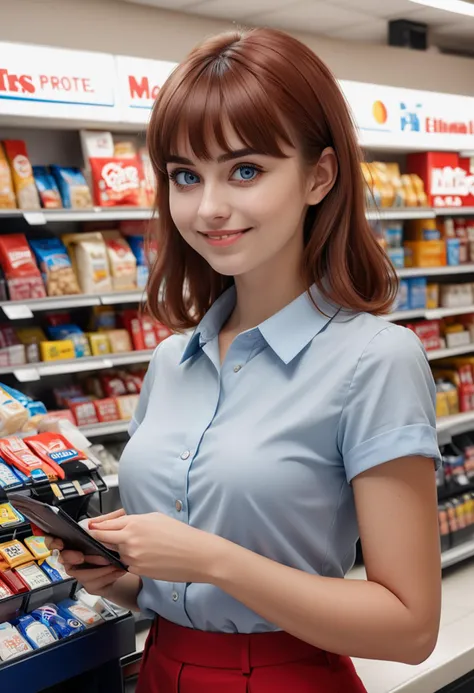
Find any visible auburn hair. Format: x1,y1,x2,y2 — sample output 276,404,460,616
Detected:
146,27,398,330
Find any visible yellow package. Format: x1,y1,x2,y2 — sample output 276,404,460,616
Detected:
410,174,428,207
0,540,34,568
0,143,16,209
116,394,139,420
403,241,446,268
400,174,418,207
103,329,132,353
88,332,111,356
436,391,450,418
24,536,51,562
40,340,75,361
0,503,24,528
426,284,439,309
2,140,40,209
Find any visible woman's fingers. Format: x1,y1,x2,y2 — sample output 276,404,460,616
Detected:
66,564,124,582
44,536,64,551
90,509,126,525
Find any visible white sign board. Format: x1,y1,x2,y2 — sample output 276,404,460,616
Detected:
341,80,474,151
0,41,116,122
115,56,177,123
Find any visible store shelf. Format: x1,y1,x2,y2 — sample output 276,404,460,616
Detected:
0,290,145,318
437,411,474,445
0,350,154,382
441,539,474,569
427,344,474,361
80,421,130,437
397,265,474,278
366,207,435,221
387,305,474,322
436,207,474,217
0,208,154,225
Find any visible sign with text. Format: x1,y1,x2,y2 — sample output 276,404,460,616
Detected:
115,55,177,123
0,41,116,121
407,151,474,208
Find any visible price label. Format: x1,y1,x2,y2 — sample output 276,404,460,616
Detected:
23,212,46,226
14,368,40,382
2,304,34,320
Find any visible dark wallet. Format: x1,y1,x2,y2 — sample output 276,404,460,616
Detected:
9,494,127,571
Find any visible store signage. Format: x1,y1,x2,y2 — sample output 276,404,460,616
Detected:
115,56,177,122
340,80,474,151
407,152,474,208
0,42,116,121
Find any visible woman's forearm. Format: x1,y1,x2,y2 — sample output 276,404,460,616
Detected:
102,573,142,612
209,539,435,665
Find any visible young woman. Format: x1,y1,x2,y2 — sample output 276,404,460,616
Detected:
48,27,442,693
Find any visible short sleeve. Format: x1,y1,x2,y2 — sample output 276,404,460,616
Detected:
128,346,158,437
338,325,441,483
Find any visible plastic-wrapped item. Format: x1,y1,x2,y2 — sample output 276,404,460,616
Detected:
40,553,69,582
0,234,46,301
48,324,91,358
63,232,112,294
32,167,62,209
31,603,84,639
58,598,103,628
0,437,57,482
102,231,137,291
0,540,34,569
0,143,16,209
51,166,92,209
0,460,24,490
75,589,117,621
0,503,25,529
16,614,57,649
2,140,40,210
30,237,80,296
15,562,51,590
0,382,47,418
0,622,32,661
24,536,51,561
0,384,29,435
89,157,142,207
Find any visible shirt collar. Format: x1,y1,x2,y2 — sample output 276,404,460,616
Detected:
180,284,340,365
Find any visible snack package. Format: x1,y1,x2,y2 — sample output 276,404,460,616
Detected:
101,373,127,398
138,147,156,207
31,603,84,638
102,231,137,291
40,340,76,362
58,598,103,627
120,310,144,350
2,140,40,209
32,167,62,209
53,385,85,409
127,235,149,288
29,237,80,296
0,383,47,419
0,384,29,435
80,130,114,164
0,623,32,661
1,569,29,594
102,329,132,353
0,234,46,301
15,327,47,364
24,536,51,562
94,398,119,423
89,157,142,207
116,394,139,420
40,553,69,582
0,437,58,481
87,332,110,356
0,540,34,569
0,143,16,209
51,166,92,209
25,432,87,472
75,589,117,621
0,576,13,600
0,503,25,529
0,460,24,490
16,614,58,649
48,325,91,358
63,233,112,294
15,562,51,590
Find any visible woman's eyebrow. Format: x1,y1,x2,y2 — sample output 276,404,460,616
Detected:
166,148,261,166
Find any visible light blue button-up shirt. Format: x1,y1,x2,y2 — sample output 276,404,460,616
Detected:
119,286,440,633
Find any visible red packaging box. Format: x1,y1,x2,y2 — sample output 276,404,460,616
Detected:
89,157,142,207
0,234,46,301
406,320,441,351
121,310,145,351
407,152,474,210
101,373,127,398
67,399,99,426
94,398,119,423
141,315,159,350
155,322,172,344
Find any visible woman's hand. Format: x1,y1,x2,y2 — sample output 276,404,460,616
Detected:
89,512,224,583
44,509,128,597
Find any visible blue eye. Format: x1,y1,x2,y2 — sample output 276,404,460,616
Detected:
232,165,259,181
173,171,200,186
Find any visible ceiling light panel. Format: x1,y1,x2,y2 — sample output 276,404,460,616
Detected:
408,0,474,17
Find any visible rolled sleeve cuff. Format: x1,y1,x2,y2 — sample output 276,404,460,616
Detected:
344,424,441,483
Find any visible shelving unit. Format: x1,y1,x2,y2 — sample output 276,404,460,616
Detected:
427,345,474,361
0,350,154,382
0,290,145,319
397,265,474,278
0,207,154,225
387,305,474,322
80,421,130,438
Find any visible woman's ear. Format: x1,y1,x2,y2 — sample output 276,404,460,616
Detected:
306,147,338,206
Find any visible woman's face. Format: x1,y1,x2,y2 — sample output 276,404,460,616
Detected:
166,130,334,279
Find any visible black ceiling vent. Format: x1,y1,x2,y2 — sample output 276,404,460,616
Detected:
389,19,428,50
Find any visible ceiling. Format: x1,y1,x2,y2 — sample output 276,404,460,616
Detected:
123,0,474,51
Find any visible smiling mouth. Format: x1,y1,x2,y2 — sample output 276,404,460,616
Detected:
198,228,251,240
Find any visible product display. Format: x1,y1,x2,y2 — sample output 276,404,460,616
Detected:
2,141,40,210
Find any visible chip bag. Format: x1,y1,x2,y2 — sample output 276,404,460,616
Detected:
30,237,80,296
2,140,40,209
0,143,16,209
89,157,142,207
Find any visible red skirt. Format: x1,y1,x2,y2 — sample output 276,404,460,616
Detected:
136,617,368,692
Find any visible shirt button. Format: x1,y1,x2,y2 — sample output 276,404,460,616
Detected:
180,450,190,460
172,591,179,602
175,500,183,512
233,365,242,373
